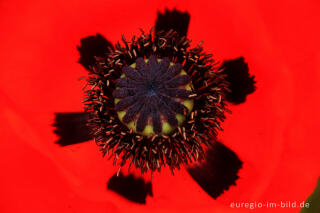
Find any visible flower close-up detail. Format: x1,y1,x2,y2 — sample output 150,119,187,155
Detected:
84,29,228,174
1,0,320,213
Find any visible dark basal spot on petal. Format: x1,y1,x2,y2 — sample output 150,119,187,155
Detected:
220,57,256,104
107,172,153,204
53,112,92,146
77,33,114,70
187,141,243,199
155,8,190,37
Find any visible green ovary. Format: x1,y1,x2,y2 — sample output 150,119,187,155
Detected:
115,60,194,136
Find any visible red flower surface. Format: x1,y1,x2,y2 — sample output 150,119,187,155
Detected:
1,0,320,212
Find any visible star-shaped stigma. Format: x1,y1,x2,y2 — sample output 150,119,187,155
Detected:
112,55,194,135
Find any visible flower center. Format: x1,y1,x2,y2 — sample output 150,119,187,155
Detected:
112,55,194,136
145,81,161,96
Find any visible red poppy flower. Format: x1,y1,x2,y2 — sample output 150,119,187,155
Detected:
1,0,320,213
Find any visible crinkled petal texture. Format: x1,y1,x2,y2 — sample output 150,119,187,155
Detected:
1,0,320,213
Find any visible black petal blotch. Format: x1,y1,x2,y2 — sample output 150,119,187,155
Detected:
77,33,113,70
53,112,92,146
155,8,190,37
187,141,243,199
220,57,256,104
107,172,153,204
